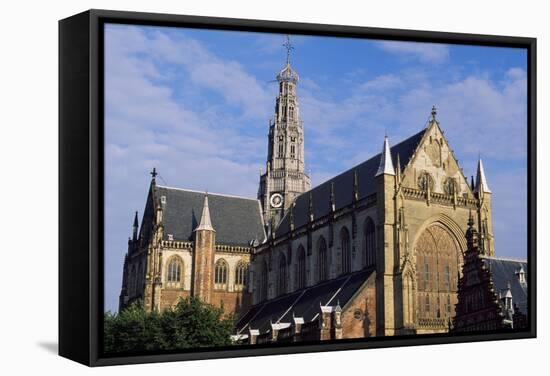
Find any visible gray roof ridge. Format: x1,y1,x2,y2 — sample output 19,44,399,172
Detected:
308,128,426,190
156,185,260,202
480,255,527,263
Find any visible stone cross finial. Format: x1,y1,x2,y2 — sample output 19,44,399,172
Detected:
150,167,157,180
431,105,437,121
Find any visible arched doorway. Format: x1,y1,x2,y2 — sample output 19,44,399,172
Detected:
414,223,463,332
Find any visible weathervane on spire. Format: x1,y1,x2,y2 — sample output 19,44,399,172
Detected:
283,35,294,65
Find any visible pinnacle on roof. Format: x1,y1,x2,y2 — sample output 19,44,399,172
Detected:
194,194,215,232
133,211,139,228
375,135,395,177
474,157,492,194
430,105,438,122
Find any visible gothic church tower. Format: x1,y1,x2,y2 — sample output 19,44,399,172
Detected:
258,36,311,228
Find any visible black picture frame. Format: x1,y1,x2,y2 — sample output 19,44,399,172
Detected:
59,9,537,367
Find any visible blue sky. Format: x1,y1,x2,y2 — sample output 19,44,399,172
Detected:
104,24,528,313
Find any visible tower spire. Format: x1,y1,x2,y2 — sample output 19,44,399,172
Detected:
195,194,215,232
474,157,492,194
375,135,395,177
258,33,309,227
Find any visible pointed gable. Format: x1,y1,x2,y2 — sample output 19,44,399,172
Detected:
401,120,472,197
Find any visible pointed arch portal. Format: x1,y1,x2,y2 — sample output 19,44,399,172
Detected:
412,222,463,332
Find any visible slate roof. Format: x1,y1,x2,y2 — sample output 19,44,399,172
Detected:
154,186,266,247
275,129,426,236
481,256,528,315
236,268,374,334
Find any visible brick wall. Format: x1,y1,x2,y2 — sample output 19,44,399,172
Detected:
342,271,377,338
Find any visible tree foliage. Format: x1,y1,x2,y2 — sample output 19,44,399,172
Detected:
104,297,234,354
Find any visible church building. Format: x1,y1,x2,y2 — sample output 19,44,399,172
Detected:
118,37,515,342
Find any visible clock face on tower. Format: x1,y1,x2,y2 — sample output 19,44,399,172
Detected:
270,193,283,208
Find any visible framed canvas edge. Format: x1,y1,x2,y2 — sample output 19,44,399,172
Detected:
58,8,537,367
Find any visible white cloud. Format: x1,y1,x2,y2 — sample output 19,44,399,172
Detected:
359,74,403,92
378,40,450,63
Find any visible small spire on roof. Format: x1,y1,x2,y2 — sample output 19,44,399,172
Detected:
375,135,395,177
150,167,158,181
308,191,314,222
195,194,215,232
330,181,336,212
353,170,359,201
431,105,437,121
396,153,402,182
289,202,295,231
474,157,492,194
133,211,139,228
504,281,513,299
132,211,139,241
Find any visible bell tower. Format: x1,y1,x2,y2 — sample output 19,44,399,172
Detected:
258,35,311,229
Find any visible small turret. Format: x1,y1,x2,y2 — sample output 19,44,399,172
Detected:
195,194,215,232
375,135,395,177
474,157,492,194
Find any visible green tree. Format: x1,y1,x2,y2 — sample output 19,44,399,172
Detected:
104,297,234,354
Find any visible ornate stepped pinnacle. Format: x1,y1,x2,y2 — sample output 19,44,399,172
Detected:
474,157,492,194
466,210,478,250
375,135,395,177
195,194,215,232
